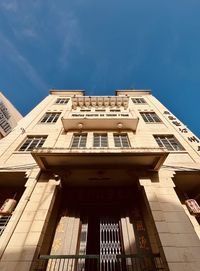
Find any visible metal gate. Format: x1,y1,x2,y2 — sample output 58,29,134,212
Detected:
100,219,122,271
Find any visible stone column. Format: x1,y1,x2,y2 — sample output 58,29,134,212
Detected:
139,169,200,271
0,170,60,271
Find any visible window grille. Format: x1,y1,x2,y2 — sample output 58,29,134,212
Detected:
18,136,47,151
40,113,61,123
93,134,108,147
71,134,87,148
140,112,161,123
132,98,147,104
114,134,130,148
55,98,69,105
154,135,185,151
0,215,11,236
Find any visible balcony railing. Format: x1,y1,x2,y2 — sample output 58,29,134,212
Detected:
33,253,167,271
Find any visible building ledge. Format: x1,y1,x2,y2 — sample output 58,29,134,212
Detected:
61,115,139,131
32,147,169,171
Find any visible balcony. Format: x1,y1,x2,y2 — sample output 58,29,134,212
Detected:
62,96,139,131
62,112,139,131
33,253,167,271
31,147,169,171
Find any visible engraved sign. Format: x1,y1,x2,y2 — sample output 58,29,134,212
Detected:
185,199,200,216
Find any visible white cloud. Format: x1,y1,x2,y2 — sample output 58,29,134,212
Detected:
0,32,48,92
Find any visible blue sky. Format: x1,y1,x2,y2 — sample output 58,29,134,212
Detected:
0,0,200,137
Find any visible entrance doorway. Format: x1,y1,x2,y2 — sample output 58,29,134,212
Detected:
45,187,165,271
79,207,123,271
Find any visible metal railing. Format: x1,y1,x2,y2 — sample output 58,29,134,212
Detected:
34,255,100,271
33,253,167,271
0,215,11,236
116,254,166,271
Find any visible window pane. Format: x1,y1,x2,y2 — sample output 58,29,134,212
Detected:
55,98,69,104
132,98,146,104
154,135,184,151
114,134,130,148
71,134,87,148
141,112,161,123
41,113,61,123
19,137,46,151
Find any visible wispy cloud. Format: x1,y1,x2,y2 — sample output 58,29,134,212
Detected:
46,4,82,69
0,0,18,12
59,14,81,67
0,32,48,92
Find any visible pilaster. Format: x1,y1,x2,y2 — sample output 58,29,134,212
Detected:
139,169,200,271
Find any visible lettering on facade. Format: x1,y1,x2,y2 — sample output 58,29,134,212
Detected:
0,101,12,134
0,101,11,119
132,207,151,253
136,220,145,231
172,121,181,127
163,111,170,115
163,110,200,152
139,236,149,249
188,136,199,143
179,128,188,133
71,113,130,118
168,116,176,121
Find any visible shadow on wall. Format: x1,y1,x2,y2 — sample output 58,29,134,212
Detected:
0,180,200,271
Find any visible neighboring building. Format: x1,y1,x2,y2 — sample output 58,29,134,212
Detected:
0,89,200,271
0,92,22,139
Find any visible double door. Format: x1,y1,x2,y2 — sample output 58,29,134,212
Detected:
79,208,124,271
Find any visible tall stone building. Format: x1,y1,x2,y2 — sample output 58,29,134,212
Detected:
0,92,22,139
0,89,200,271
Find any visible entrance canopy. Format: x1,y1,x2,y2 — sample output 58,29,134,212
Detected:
32,147,169,171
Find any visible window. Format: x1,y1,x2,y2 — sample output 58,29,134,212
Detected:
55,98,69,104
140,112,161,123
0,215,11,236
93,134,108,147
19,136,47,151
132,98,147,104
40,112,61,123
154,135,185,151
71,134,87,148
114,134,130,148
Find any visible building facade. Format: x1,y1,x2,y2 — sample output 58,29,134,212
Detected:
0,89,200,271
0,92,22,139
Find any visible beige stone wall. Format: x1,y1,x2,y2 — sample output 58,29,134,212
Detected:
0,169,59,271
0,90,200,167
140,170,200,271
0,90,200,271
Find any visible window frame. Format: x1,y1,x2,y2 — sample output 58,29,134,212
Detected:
40,112,61,124
71,133,87,148
113,133,130,148
140,112,162,123
154,135,185,151
55,98,69,105
18,136,47,152
93,133,108,148
132,98,147,104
